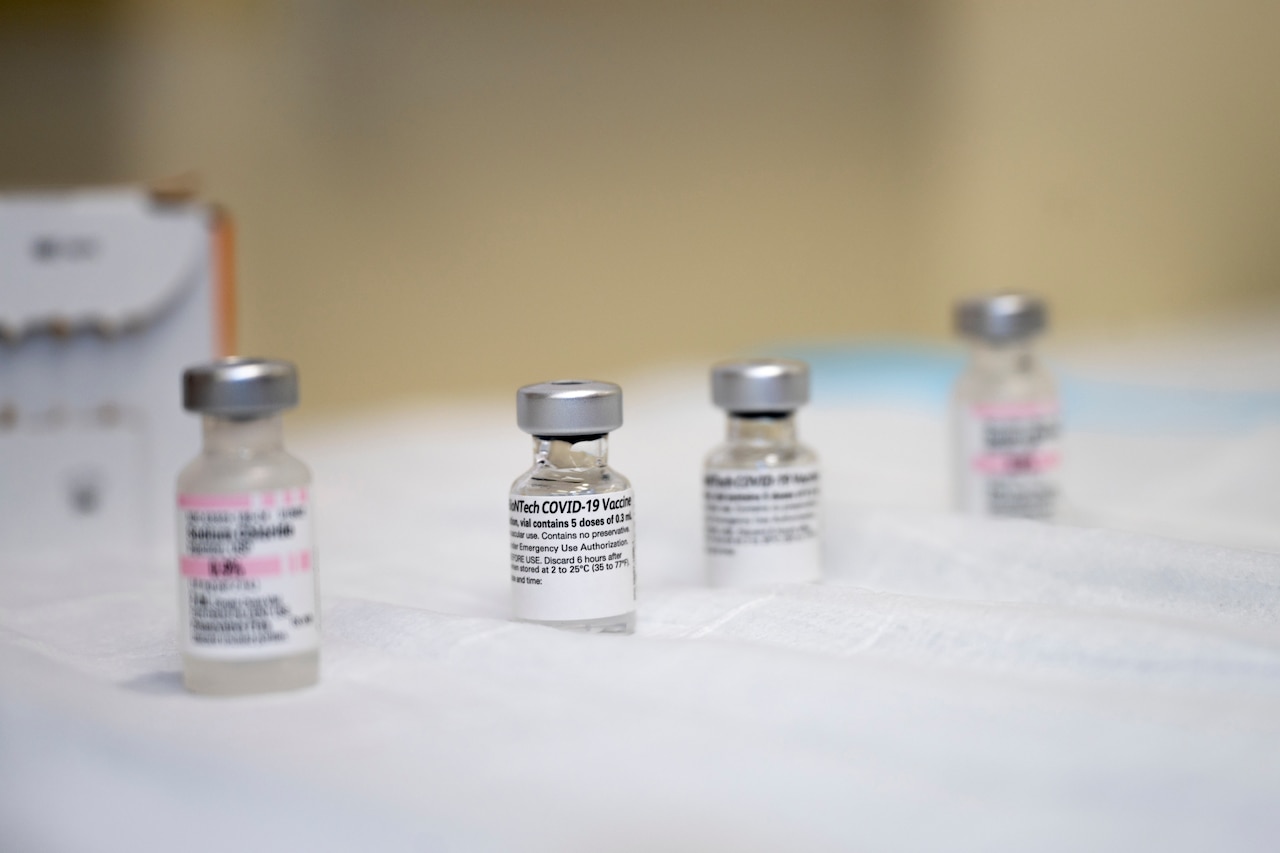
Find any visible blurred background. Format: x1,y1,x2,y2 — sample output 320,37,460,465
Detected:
3,0,1278,415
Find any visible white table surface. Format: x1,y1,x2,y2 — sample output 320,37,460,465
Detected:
3,318,1280,852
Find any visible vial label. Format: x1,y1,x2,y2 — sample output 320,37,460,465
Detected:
509,489,636,622
962,402,1060,519
704,466,821,586
177,488,319,659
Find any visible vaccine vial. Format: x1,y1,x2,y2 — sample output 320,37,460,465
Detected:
176,358,319,694
951,294,1061,520
704,359,822,587
509,380,636,633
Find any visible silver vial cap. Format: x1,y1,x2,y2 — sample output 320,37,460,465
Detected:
517,380,623,436
954,293,1048,342
183,357,299,417
711,358,810,413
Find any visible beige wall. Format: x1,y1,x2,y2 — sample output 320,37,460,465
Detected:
3,1,1278,413
906,1,1280,336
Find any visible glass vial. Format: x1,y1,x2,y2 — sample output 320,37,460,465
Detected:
704,359,822,587
509,380,636,633
951,294,1061,520
176,358,319,694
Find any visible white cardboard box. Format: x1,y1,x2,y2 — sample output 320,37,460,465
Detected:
0,187,232,568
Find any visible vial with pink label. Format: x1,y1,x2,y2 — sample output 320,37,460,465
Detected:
952,294,1061,520
176,358,319,694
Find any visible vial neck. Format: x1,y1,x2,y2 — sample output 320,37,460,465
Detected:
202,414,285,455
969,339,1040,375
533,435,609,471
726,413,798,447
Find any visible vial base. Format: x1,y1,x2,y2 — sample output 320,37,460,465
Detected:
182,649,319,696
521,611,636,635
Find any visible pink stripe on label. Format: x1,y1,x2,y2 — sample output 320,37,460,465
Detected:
178,493,252,510
971,401,1058,419
180,555,284,578
972,450,1061,475
286,550,315,573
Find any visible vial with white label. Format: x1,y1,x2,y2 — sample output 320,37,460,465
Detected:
176,358,319,694
952,294,1061,520
509,380,636,633
704,359,822,587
